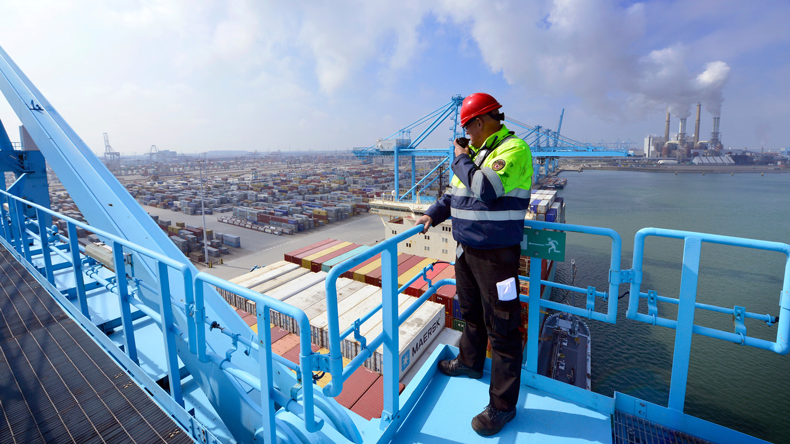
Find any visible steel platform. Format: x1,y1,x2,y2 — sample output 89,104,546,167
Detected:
393,357,612,444
0,247,192,444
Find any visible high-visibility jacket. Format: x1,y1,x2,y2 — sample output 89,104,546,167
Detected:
425,124,533,249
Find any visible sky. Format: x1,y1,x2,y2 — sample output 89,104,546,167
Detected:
0,0,788,155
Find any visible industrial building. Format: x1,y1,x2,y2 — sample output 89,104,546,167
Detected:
644,102,724,161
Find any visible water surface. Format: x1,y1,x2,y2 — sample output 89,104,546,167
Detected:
551,170,790,443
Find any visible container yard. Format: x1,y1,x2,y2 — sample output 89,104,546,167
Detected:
40,156,414,269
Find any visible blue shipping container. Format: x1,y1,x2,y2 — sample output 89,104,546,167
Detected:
452,296,461,319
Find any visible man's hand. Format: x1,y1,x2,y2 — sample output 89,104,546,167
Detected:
414,215,432,234
454,139,470,157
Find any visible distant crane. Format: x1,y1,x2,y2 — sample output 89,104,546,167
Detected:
353,96,628,202
554,109,564,148
147,145,165,181
103,133,121,171
148,144,159,164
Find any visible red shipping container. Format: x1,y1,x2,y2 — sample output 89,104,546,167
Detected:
283,342,320,364
350,376,406,420
257,214,270,224
269,325,290,344
436,283,456,299
422,266,455,300
284,239,336,263
366,254,413,287
382,255,425,288
434,294,454,318
272,334,300,356
405,262,448,297
187,227,203,238
334,366,379,409
342,254,381,279
292,240,344,264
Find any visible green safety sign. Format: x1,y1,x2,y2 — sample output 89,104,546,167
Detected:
521,228,566,262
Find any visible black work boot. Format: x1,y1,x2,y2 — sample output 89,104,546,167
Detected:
437,357,483,379
471,404,516,436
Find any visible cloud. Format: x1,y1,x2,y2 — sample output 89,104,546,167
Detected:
0,0,787,152
294,1,430,94
432,1,730,121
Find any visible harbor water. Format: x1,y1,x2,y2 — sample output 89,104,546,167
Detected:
551,170,790,443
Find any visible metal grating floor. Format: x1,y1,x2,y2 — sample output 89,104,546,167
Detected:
613,411,714,444
0,246,192,443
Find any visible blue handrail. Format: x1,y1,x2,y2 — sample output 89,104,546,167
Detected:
322,224,453,427
522,220,622,323
5,189,789,443
194,272,324,441
626,227,790,413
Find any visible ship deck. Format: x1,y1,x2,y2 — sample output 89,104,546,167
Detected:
0,247,191,444
396,367,611,443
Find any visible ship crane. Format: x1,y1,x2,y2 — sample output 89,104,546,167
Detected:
103,132,121,171
354,96,628,201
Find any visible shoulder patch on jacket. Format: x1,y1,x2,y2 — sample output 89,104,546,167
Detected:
492,159,506,171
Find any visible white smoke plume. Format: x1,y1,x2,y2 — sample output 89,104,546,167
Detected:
632,47,730,119
695,61,730,117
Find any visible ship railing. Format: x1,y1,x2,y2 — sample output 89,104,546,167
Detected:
626,228,789,413
0,190,326,442
0,189,199,434
520,220,622,325
322,225,452,430
517,219,623,406
194,273,324,442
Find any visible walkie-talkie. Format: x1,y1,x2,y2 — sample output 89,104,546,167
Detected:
455,137,470,148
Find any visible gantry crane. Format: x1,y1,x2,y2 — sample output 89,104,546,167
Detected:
103,132,121,171
353,96,628,201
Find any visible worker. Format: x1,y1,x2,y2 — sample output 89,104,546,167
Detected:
415,92,532,436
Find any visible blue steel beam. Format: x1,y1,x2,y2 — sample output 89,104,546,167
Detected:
0,45,263,442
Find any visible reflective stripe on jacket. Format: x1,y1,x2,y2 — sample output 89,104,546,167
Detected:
425,124,533,249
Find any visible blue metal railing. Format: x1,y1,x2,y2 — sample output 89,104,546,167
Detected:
194,273,323,442
626,228,790,413
4,188,789,443
322,225,453,428
517,221,790,419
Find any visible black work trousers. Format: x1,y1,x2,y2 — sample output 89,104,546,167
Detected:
456,243,523,412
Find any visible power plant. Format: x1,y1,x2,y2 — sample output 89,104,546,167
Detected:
644,102,724,160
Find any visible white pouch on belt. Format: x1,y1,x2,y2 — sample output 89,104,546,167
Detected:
496,277,518,302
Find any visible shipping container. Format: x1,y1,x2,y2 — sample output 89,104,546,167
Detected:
308,243,360,272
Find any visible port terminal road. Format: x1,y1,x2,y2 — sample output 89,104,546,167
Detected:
144,205,386,280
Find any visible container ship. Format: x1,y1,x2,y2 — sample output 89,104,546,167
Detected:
1,44,787,444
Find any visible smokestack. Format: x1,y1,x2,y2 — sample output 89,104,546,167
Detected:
710,116,721,149
678,118,687,146
664,109,670,142
694,102,701,147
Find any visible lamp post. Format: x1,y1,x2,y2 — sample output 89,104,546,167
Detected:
196,156,209,265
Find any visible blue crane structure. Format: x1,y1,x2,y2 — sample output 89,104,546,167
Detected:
352,96,627,202
0,45,787,444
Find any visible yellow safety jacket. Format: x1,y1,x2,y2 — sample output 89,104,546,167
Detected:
425,124,533,248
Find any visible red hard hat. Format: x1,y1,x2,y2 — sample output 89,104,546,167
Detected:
460,93,502,126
